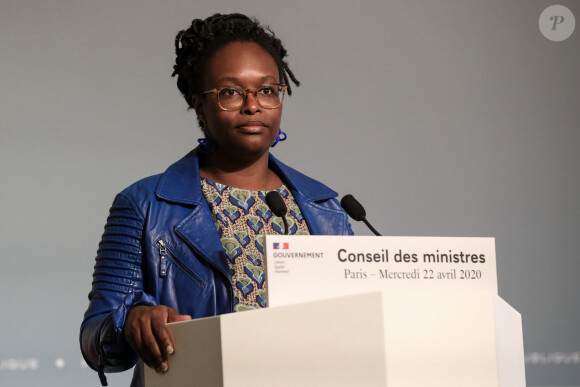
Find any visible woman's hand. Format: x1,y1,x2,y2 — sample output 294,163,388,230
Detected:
124,305,191,373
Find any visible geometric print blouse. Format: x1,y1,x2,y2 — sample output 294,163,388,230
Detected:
200,177,310,311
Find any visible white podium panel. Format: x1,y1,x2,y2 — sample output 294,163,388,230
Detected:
145,292,387,387
144,290,525,387
494,296,526,386
383,290,496,387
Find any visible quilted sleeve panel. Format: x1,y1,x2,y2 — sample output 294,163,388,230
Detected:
80,193,157,373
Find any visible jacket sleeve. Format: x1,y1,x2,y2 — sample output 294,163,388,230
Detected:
80,193,157,375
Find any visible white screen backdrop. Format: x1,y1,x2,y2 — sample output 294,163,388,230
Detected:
1,1,578,386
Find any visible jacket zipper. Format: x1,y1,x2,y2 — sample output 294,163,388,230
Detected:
175,234,236,313
157,240,205,286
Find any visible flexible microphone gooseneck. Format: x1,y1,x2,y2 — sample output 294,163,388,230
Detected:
265,191,289,235
340,194,382,236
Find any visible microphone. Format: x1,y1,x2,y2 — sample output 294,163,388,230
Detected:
266,191,289,235
340,194,382,236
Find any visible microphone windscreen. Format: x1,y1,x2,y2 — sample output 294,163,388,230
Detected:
265,191,287,217
340,194,367,221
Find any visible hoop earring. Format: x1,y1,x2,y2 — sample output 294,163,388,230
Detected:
197,129,216,154
271,129,287,147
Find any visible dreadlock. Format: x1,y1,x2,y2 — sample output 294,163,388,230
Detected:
172,13,300,114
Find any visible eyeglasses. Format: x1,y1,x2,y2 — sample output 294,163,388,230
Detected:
200,84,287,111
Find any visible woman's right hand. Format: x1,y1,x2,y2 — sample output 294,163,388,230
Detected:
124,305,191,373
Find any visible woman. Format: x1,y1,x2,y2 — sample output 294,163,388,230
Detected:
80,13,352,386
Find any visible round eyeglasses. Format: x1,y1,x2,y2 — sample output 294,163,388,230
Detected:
200,84,287,111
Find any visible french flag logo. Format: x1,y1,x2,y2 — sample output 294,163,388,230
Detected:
273,242,289,250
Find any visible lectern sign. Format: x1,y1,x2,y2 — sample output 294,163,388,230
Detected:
265,235,497,307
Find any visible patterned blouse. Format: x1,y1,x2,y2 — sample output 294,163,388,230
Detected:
201,177,310,311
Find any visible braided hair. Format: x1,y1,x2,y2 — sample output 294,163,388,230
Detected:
172,13,300,116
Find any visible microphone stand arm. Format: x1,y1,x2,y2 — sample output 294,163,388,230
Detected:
362,217,382,236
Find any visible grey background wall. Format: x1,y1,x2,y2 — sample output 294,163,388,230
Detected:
1,1,578,386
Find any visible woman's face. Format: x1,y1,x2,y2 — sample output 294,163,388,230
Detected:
194,42,283,159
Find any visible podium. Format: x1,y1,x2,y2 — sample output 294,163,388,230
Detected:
144,236,526,386
145,290,524,386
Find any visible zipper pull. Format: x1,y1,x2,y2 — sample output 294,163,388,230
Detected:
158,240,167,278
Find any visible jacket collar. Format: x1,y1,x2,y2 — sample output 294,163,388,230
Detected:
155,149,204,205
153,148,341,282
153,148,345,281
155,148,338,205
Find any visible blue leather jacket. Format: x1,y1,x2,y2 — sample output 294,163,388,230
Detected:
80,149,353,384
